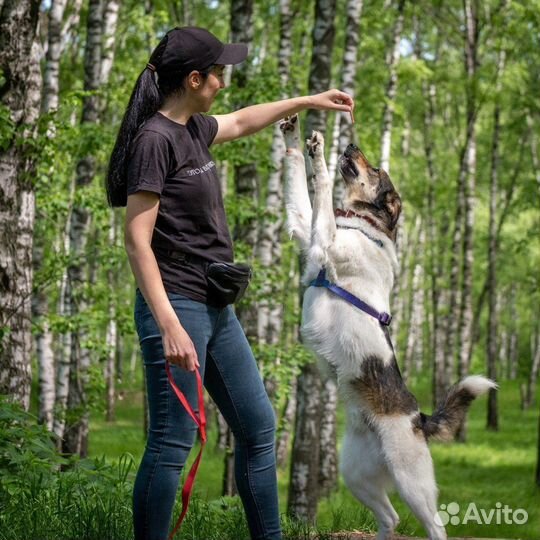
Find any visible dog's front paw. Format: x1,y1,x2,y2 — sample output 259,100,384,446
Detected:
280,114,300,148
306,131,324,159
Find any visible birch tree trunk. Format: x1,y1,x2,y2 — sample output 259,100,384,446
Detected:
457,0,478,379
34,0,72,430
522,328,540,410
403,221,425,381
508,284,518,380
486,45,505,431
328,0,363,204
454,0,479,443
32,244,55,429
379,0,406,173
276,377,297,467
63,0,119,455
315,0,363,493
105,212,118,422
417,31,450,406
0,0,42,410
288,361,323,522
288,0,336,522
101,0,120,423
223,0,255,497
527,112,540,193
536,403,540,487
41,0,67,114
257,0,292,398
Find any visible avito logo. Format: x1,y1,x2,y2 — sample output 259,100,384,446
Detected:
435,502,528,526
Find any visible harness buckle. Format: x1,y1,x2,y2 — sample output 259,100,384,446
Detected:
379,312,392,326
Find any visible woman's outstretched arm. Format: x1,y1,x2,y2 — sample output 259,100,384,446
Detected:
212,89,354,144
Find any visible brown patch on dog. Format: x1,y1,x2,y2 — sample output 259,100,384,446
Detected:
350,355,418,416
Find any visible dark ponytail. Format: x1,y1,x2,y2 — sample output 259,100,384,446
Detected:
106,34,206,207
106,67,162,207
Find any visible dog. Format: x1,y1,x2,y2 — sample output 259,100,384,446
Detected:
280,114,496,540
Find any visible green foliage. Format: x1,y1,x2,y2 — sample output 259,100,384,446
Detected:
0,396,133,540
0,103,15,151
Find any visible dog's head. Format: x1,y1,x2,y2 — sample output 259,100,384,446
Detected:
338,144,402,241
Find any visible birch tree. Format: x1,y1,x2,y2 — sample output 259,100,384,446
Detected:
256,0,292,381
288,0,337,522
0,0,42,410
379,0,406,173
328,0,363,203
486,43,505,431
223,0,255,496
62,0,119,456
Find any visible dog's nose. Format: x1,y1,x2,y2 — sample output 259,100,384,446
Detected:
344,144,358,157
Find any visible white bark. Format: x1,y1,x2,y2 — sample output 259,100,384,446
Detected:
526,113,540,192
318,377,338,496
100,0,120,85
328,0,363,205
256,0,292,352
289,0,337,521
379,0,405,173
404,221,425,381
105,211,118,422
63,0,120,455
0,0,42,410
42,0,67,113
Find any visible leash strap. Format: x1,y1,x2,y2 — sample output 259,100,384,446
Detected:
310,268,392,326
165,362,207,540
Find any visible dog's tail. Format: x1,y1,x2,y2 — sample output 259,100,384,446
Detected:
416,375,497,441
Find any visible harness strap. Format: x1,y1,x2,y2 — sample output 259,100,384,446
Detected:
310,268,392,326
165,362,207,539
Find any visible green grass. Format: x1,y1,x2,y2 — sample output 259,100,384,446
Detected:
87,371,539,539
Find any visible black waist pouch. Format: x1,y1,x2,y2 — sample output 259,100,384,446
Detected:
207,262,252,307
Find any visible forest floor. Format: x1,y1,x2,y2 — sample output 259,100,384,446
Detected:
331,532,504,540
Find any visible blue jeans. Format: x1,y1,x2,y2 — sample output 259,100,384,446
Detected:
132,290,282,540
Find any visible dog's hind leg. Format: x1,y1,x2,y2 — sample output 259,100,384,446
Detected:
306,131,337,280
341,428,399,540
280,115,312,250
378,417,447,540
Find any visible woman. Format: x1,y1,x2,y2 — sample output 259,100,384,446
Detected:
106,26,354,540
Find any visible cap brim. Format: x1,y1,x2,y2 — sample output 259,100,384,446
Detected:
215,43,248,65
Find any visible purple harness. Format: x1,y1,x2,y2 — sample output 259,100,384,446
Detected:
309,268,392,326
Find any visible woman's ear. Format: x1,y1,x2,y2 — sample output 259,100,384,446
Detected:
187,71,201,89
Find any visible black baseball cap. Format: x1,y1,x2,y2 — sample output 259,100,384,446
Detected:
155,27,248,73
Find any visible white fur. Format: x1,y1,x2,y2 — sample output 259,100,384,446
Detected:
459,374,498,396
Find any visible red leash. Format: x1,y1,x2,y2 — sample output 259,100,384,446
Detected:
165,361,207,539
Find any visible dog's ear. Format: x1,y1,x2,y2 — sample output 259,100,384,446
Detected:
384,191,402,230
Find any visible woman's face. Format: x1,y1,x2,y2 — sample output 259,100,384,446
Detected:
197,65,226,111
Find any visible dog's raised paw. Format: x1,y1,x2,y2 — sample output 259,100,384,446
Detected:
279,114,298,134
306,131,324,158
280,114,301,149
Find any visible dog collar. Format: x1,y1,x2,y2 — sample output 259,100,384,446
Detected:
334,208,380,229
334,208,384,248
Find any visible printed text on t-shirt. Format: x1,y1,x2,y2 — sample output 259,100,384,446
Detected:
186,161,216,176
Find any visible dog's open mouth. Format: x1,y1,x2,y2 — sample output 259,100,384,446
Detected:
338,155,359,182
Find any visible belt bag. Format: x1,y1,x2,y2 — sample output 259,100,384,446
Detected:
207,262,252,306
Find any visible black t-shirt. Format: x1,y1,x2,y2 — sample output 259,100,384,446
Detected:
127,112,233,304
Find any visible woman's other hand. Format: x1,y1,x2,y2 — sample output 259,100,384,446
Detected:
161,318,200,372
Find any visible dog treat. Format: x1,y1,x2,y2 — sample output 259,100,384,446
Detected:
350,109,355,124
